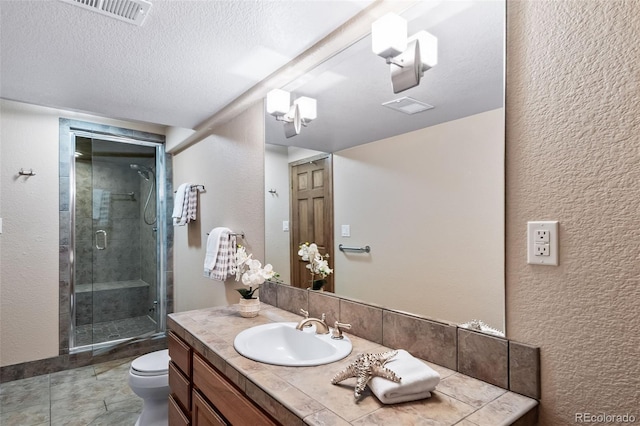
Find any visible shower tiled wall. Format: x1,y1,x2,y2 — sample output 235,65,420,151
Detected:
75,159,143,284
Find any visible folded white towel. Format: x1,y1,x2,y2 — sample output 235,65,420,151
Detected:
172,183,191,226
369,349,440,404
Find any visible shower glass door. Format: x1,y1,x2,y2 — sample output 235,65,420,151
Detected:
72,134,165,349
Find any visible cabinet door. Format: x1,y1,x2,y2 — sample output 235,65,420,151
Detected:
169,361,191,414
169,331,192,377
169,394,190,426
193,354,277,426
192,390,227,426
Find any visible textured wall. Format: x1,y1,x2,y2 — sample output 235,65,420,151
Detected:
0,99,164,367
172,102,265,312
506,1,640,423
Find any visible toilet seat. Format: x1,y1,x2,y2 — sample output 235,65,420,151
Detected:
131,349,170,377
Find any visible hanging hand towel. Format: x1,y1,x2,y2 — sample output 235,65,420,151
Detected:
187,185,198,222
172,183,191,226
204,227,237,281
368,349,440,404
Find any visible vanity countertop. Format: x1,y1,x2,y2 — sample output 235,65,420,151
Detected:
167,304,537,426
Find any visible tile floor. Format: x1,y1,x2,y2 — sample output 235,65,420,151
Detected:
0,357,143,426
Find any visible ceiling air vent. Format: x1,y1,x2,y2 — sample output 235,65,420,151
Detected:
381,97,434,115
59,0,152,26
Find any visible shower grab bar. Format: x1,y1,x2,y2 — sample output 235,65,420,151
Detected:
95,230,107,250
338,244,371,253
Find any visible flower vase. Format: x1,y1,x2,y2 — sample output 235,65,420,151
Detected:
238,297,260,318
312,279,326,291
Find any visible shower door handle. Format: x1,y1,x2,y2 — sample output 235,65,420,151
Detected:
95,230,107,250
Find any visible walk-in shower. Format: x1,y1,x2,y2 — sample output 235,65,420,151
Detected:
65,127,170,353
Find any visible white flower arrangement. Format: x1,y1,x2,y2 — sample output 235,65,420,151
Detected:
298,242,333,288
235,246,277,299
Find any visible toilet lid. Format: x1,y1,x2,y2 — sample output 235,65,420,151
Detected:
131,349,170,376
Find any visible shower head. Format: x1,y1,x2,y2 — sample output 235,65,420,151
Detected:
130,163,154,181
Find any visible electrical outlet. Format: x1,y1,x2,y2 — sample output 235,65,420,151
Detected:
527,221,559,265
534,243,549,256
535,229,549,242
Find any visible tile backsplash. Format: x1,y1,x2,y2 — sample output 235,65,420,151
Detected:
260,280,540,400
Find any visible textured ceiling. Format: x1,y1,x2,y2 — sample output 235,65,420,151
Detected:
0,0,372,129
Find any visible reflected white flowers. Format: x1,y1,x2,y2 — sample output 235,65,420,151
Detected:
298,242,333,283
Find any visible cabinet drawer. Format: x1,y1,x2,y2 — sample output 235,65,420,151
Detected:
169,361,191,414
169,394,190,426
169,331,192,377
193,354,277,426
192,389,227,426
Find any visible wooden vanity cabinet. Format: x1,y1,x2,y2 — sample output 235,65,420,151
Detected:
168,331,279,426
168,331,192,421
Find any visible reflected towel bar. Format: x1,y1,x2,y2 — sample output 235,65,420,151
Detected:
339,244,371,253
206,231,245,239
174,184,205,193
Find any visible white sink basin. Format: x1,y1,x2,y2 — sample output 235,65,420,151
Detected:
233,322,352,366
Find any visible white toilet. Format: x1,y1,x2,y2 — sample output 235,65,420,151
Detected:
128,349,171,426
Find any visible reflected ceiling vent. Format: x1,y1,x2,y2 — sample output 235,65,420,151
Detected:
59,0,152,26
382,97,434,115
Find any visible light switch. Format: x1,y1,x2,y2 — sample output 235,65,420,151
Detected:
341,225,351,237
282,220,289,232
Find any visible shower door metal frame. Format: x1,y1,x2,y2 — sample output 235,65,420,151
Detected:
68,130,167,352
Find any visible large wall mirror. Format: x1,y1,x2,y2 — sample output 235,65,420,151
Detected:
264,0,505,331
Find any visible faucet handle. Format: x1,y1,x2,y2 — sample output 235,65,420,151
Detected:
300,308,309,318
332,321,352,339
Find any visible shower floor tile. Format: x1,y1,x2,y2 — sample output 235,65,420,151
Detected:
75,315,157,347
0,357,142,426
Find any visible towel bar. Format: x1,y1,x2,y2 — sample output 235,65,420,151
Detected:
174,184,205,193
339,244,371,253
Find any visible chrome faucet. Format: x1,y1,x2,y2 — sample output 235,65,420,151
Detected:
295,313,330,334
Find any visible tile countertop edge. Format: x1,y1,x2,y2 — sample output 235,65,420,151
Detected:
167,304,538,426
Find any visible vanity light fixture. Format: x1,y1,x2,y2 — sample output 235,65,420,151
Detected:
266,89,317,138
372,13,438,94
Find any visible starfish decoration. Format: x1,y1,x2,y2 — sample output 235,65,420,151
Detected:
331,350,401,399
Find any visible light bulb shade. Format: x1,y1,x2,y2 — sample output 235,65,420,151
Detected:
284,104,301,138
408,30,438,71
390,39,421,94
372,13,407,59
266,89,290,116
293,96,317,121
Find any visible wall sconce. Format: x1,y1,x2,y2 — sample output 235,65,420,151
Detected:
266,89,317,138
372,13,438,94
